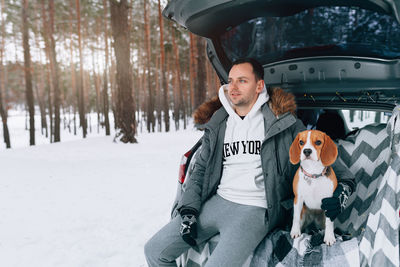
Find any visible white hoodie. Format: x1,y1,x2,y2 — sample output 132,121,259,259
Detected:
216,84,269,208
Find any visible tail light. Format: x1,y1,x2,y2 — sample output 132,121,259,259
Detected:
178,150,192,184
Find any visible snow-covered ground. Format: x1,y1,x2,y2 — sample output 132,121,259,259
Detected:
4,109,120,149
0,111,203,267
0,109,388,267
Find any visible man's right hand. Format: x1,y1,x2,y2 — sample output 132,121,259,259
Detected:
179,208,198,247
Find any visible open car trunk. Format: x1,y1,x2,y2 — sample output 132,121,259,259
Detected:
164,0,400,112
163,0,400,266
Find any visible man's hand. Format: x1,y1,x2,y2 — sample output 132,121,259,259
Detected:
179,208,198,246
321,183,351,221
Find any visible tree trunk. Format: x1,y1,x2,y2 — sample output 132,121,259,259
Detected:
83,19,90,131
22,0,35,146
214,70,221,94
375,112,381,123
91,22,101,134
75,0,87,138
189,32,196,114
93,69,101,133
194,35,207,110
0,0,10,148
68,4,77,135
171,23,186,129
41,1,53,142
142,63,148,131
144,0,155,132
41,0,61,142
46,67,53,142
109,60,117,130
34,83,47,136
0,81,10,148
34,0,48,137
49,0,60,142
170,25,179,130
349,110,355,122
102,0,110,135
165,50,172,129
155,55,162,131
103,68,111,135
206,60,218,99
158,0,169,132
140,69,146,132
109,0,137,143
133,70,140,132
138,39,145,131
206,59,212,98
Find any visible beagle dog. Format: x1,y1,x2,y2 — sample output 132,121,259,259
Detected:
289,130,338,245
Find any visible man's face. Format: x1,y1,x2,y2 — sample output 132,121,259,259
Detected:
227,63,264,111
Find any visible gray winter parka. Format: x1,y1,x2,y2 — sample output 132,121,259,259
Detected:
177,89,355,232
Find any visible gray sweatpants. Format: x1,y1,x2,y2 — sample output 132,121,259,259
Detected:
144,194,269,267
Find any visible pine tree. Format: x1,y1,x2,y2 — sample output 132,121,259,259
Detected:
109,0,137,143
75,0,87,138
22,0,35,145
0,0,10,148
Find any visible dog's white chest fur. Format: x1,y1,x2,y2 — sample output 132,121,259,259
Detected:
298,171,334,210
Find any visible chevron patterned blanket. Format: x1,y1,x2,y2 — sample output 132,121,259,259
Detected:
250,229,359,267
178,107,400,267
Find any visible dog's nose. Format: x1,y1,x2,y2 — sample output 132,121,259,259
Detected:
303,148,312,157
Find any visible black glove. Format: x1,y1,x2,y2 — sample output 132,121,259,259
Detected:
179,207,198,247
321,183,351,221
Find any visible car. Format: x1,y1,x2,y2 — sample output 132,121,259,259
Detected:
163,1,400,266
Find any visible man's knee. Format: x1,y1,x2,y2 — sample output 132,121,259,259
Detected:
144,218,187,265
144,235,178,265
144,238,156,261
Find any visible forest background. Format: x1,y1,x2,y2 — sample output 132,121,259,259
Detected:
0,0,219,148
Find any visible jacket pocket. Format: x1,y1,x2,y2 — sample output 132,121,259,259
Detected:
280,198,294,211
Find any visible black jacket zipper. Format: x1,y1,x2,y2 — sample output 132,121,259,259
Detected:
275,136,282,175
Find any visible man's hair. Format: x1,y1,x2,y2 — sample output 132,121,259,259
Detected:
231,58,264,81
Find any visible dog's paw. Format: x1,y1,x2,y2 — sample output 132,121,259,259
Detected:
324,232,336,246
290,227,301,239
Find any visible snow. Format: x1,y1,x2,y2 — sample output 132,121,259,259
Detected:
0,112,203,267
4,110,116,149
0,109,388,266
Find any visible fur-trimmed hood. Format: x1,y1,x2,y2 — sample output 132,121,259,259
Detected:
193,87,297,126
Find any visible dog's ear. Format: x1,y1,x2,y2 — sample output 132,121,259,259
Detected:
320,133,338,166
289,133,301,165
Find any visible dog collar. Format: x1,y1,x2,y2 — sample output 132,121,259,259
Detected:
301,166,328,179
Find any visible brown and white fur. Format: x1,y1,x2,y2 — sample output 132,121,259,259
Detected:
289,130,338,245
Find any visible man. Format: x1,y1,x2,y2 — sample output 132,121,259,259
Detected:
145,58,354,266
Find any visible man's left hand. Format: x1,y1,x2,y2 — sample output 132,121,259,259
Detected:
321,183,351,220
179,208,198,247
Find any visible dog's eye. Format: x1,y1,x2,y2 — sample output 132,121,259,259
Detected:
315,140,322,145
299,140,304,145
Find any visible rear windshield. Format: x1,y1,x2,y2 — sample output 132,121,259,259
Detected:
220,6,400,65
